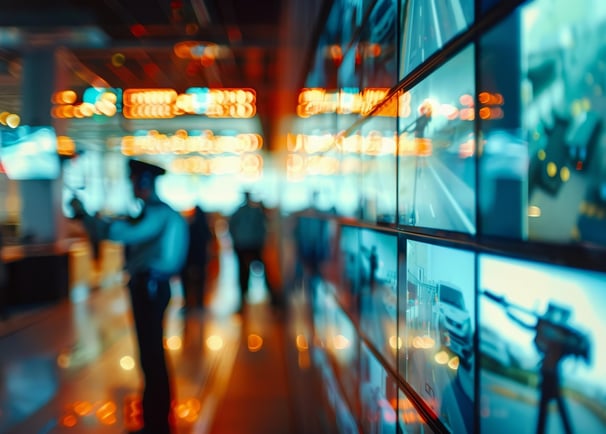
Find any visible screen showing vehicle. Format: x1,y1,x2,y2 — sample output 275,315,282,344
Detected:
358,228,398,369
400,0,474,79
479,0,606,246
401,239,475,433
360,341,398,434
0,126,60,180
479,254,606,434
398,45,476,235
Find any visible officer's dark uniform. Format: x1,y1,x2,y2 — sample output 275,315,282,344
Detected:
72,159,188,434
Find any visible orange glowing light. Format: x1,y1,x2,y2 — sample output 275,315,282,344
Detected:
62,414,78,428
248,334,263,352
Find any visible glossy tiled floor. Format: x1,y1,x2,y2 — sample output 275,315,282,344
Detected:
0,247,293,434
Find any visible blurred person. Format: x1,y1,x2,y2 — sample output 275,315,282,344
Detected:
0,231,7,319
180,205,212,312
292,190,330,290
228,191,280,313
70,159,188,434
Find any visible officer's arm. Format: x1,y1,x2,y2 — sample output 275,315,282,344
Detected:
108,205,166,244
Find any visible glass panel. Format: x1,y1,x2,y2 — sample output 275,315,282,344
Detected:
400,0,474,79
359,229,398,369
359,0,399,89
479,254,606,434
479,0,606,247
403,240,475,433
360,342,398,434
360,95,398,225
398,45,476,234
397,390,436,434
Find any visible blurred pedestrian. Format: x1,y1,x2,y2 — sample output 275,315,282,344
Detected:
228,191,280,313
181,205,212,312
70,159,188,434
0,231,7,320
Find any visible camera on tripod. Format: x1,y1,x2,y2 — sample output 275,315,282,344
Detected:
534,303,590,363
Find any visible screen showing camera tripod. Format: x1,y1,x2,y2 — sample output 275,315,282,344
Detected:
479,254,606,434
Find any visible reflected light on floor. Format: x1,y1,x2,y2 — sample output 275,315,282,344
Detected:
120,355,136,370
296,334,309,350
61,400,118,428
175,398,201,423
248,334,263,352
165,335,182,351
206,335,224,351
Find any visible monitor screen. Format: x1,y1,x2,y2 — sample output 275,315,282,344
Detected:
358,0,398,89
337,225,363,317
360,342,398,434
479,254,606,434
398,44,476,235
0,126,60,180
358,228,398,369
400,0,474,79
397,390,437,434
401,239,475,433
479,0,606,247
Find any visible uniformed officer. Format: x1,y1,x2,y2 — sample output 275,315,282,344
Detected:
71,159,188,434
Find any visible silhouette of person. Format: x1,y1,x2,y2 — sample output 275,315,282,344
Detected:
368,245,378,292
70,159,188,434
180,205,212,312
293,191,329,290
0,231,7,319
228,191,279,312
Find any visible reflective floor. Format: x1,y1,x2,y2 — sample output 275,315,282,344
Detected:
0,246,293,434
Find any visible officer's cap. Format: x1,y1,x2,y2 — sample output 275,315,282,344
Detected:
128,159,166,178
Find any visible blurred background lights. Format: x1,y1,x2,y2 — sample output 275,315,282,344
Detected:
165,335,182,351
120,355,136,370
111,52,126,67
206,335,223,351
247,334,263,352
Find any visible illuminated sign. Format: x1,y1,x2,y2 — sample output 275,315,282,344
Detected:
121,129,263,156
297,88,390,117
51,87,257,120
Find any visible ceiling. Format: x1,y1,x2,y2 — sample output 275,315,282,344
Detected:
0,0,299,148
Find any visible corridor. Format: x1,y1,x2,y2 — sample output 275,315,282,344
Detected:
0,240,295,434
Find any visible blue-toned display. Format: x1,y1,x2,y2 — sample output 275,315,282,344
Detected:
0,126,61,180
400,0,474,79
479,0,606,247
358,228,398,369
360,342,398,434
479,254,606,434
398,45,476,234
358,0,398,89
401,239,475,433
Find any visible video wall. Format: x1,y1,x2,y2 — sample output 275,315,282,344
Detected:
298,0,606,433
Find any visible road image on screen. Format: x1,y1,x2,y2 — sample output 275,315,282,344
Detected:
479,254,606,434
401,240,475,433
400,0,474,79
398,45,476,234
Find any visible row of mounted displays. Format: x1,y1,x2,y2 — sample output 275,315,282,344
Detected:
307,219,606,434
302,0,606,270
